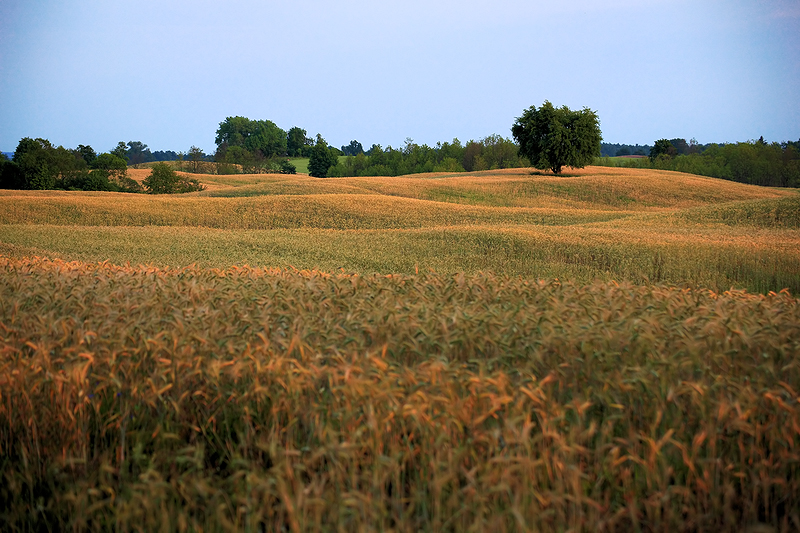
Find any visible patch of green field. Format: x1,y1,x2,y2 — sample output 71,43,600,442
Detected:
290,157,310,174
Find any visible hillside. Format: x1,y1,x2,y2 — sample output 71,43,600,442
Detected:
1,166,798,293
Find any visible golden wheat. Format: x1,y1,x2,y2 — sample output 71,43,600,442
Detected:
1,256,798,530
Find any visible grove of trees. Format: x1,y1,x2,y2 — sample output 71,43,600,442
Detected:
213,117,294,174
326,135,527,178
0,138,141,192
307,135,339,178
597,137,800,188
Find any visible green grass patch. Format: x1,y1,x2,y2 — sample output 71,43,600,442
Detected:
289,157,310,174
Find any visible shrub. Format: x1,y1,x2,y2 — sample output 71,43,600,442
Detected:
144,162,204,194
278,159,297,174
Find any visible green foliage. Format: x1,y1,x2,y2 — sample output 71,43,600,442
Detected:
308,136,338,178
325,136,526,178
341,139,364,156
143,162,176,193
597,139,800,188
12,137,87,190
183,145,206,174
512,101,602,174
91,153,128,173
126,141,152,166
76,144,97,166
215,116,287,158
214,117,290,174
433,157,465,172
111,141,129,163
287,126,313,157
0,154,23,189
143,162,204,194
650,139,677,161
278,159,297,174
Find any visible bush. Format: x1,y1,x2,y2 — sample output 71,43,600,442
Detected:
143,163,204,194
279,159,296,174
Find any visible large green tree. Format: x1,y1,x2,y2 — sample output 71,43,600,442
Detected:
215,117,287,158
111,142,129,163
127,141,153,166
511,101,602,174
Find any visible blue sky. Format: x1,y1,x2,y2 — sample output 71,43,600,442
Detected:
1,0,798,154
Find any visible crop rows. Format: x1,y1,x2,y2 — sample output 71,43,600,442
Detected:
2,256,799,531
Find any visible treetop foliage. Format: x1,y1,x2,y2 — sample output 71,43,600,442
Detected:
287,127,313,157
512,101,602,174
327,136,527,178
308,135,339,178
341,140,364,156
0,137,144,192
215,117,287,159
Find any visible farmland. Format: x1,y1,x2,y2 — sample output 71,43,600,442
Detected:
1,167,799,294
1,166,800,530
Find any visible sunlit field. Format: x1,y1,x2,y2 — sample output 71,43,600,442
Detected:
2,166,799,530
1,166,798,293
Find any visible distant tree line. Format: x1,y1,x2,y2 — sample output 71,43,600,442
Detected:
0,138,203,193
326,135,528,178
0,138,142,192
207,117,531,178
597,137,800,187
601,143,651,157
5,117,797,189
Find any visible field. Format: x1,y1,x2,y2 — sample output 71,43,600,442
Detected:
1,166,800,530
2,166,799,293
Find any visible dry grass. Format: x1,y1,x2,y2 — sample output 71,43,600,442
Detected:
1,166,797,293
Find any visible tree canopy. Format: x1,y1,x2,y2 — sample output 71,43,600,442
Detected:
511,101,602,174
649,139,677,161
308,135,339,178
215,116,287,158
287,127,313,157
341,140,364,156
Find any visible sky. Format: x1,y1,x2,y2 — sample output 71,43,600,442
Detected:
1,0,798,154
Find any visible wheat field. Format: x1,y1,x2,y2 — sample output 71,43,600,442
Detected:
1,166,798,293
1,167,799,531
